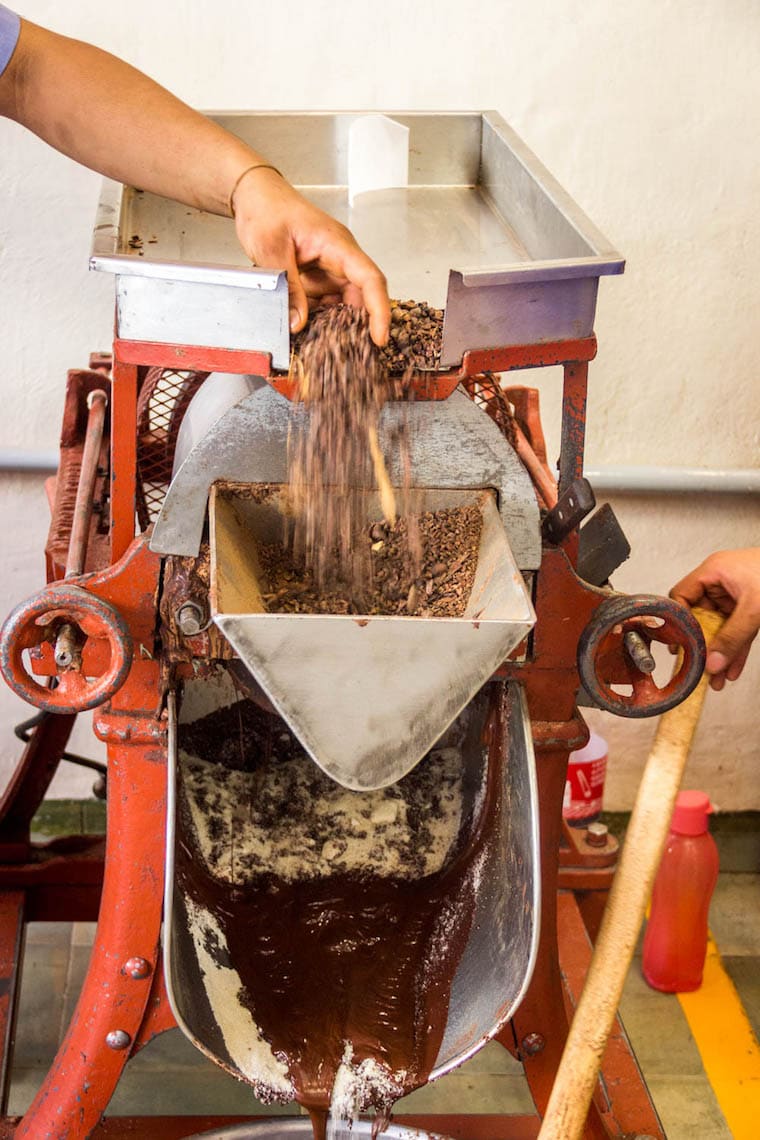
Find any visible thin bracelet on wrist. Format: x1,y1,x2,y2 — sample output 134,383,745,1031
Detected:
228,163,284,217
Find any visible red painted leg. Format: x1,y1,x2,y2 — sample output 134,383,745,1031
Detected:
110,360,138,565
0,713,76,853
16,721,166,1140
0,892,24,1114
507,742,612,1140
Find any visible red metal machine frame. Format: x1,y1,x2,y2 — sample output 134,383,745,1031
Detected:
0,332,669,1139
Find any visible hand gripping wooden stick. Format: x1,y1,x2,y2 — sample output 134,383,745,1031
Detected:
538,606,724,1140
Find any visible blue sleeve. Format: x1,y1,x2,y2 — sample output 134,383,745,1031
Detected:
0,5,20,77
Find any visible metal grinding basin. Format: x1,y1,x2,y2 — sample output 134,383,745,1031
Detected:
165,677,540,1115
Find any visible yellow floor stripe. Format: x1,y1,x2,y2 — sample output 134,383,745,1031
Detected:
677,933,760,1138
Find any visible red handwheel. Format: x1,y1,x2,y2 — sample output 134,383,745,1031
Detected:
577,594,705,718
0,585,133,714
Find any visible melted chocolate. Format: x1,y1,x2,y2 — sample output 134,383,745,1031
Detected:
308,1107,328,1140
174,690,505,1135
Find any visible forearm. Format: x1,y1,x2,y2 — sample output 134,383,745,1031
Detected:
1,19,262,215
0,15,390,341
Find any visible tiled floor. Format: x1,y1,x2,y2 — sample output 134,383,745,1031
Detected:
8,807,760,1137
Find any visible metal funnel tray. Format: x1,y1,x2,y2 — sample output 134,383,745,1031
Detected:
209,484,535,790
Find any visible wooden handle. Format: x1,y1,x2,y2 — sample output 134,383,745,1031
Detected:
538,606,723,1140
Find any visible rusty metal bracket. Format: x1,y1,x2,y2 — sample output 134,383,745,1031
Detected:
542,477,596,545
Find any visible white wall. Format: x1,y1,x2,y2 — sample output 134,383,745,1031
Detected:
1,1,758,804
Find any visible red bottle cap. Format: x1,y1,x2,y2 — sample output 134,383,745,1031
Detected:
671,790,712,836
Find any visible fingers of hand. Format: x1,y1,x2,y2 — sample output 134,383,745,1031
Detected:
672,552,760,687
670,578,726,611
299,270,364,314
706,652,749,690
672,548,760,607
726,647,751,680
313,240,390,346
283,251,309,331
300,259,388,344
343,255,390,346
300,266,350,297
703,600,759,690
237,190,389,345
256,236,310,332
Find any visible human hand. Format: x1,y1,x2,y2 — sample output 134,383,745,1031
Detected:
232,166,390,346
670,547,760,689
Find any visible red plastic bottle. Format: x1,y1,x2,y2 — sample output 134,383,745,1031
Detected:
642,790,719,993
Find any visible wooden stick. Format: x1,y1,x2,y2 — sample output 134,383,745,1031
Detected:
538,606,724,1140
367,425,397,526
513,423,558,509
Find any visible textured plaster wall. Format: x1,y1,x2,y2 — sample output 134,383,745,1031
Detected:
0,1,758,803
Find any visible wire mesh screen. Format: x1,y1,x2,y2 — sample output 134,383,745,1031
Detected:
135,368,208,531
462,372,517,448
133,369,515,531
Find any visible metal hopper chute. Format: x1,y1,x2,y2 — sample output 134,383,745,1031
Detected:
209,484,535,790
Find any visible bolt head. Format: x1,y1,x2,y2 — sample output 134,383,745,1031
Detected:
123,956,152,980
176,602,204,637
521,1032,545,1056
586,821,609,847
106,1029,132,1051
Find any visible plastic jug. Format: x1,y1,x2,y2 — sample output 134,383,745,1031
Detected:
563,732,607,826
642,790,719,992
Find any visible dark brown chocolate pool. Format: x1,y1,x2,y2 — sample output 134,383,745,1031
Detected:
173,688,505,1137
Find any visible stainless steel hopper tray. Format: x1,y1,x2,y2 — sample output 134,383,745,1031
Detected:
90,111,624,370
208,484,535,791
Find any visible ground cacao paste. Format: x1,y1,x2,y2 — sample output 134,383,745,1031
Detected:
175,692,504,1136
258,503,482,617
